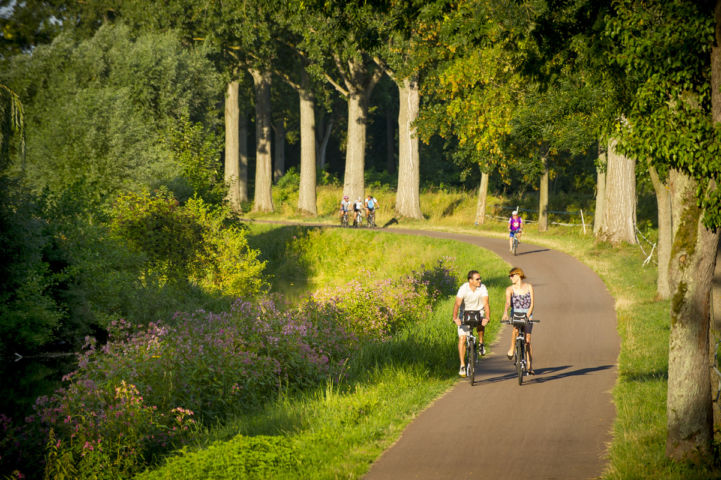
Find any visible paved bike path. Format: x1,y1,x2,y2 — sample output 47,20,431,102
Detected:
363,229,619,480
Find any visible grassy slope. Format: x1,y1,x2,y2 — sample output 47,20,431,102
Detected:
137,226,509,479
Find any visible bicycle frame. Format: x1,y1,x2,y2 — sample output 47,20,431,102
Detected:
461,314,484,386
464,331,478,386
512,232,520,256
502,314,539,385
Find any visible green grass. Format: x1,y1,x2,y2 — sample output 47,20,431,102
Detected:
137,226,509,479
246,222,508,305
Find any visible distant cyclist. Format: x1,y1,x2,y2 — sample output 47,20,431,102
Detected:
452,270,490,377
339,195,351,223
365,194,379,224
353,197,365,225
502,267,536,375
508,209,523,253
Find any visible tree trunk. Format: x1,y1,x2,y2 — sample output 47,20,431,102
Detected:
666,179,717,462
298,75,317,215
386,109,396,174
316,116,332,172
538,155,549,232
593,149,607,235
598,138,636,244
670,169,693,241
273,120,285,183
340,58,382,203
649,164,672,299
343,90,369,203
238,103,249,203
250,68,273,212
395,75,422,219
666,1,721,461
475,170,489,225
224,80,242,213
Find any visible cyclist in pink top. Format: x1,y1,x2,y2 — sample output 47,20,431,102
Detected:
508,210,523,253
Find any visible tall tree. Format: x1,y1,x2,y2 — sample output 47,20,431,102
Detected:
608,0,721,461
372,0,437,220
225,78,243,211
261,20,324,215
417,0,528,222
293,0,385,203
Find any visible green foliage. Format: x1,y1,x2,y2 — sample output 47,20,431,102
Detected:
110,190,267,297
1,24,222,209
417,0,527,176
0,84,24,172
163,116,224,204
110,190,205,282
607,0,721,228
0,178,61,355
183,198,268,299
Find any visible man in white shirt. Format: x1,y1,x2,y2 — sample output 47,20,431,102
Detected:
452,270,491,377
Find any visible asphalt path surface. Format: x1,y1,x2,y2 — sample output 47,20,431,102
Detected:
362,228,620,480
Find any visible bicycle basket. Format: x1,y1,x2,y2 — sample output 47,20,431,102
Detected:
511,312,528,328
462,310,484,326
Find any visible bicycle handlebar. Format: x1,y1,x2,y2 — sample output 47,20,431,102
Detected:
500,318,540,324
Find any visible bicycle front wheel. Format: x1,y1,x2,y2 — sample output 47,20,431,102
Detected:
513,237,518,256
516,338,524,385
468,341,476,385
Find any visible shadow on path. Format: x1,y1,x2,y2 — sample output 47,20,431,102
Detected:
527,364,615,384
516,248,551,256
477,363,614,385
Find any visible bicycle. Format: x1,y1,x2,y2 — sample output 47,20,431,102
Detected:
367,209,376,228
502,312,540,385
352,211,364,228
340,211,349,227
461,313,485,386
511,230,521,256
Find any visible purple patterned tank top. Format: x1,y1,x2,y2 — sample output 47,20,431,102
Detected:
511,290,531,310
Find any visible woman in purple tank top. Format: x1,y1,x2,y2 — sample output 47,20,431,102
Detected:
501,267,536,374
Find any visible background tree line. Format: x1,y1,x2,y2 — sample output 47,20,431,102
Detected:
2,0,721,466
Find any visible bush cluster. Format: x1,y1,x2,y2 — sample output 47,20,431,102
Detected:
110,190,267,299
1,260,457,479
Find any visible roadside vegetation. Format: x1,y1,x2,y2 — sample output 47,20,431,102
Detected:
1,176,717,479
245,184,719,479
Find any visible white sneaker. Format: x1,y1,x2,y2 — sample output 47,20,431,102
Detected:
459,366,466,377
479,343,486,356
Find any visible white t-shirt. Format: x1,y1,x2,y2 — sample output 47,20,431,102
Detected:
456,282,488,313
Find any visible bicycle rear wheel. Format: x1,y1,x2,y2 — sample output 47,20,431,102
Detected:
516,338,524,385
468,340,476,385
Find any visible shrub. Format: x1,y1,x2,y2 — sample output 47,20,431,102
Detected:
110,190,267,298
184,198,267,298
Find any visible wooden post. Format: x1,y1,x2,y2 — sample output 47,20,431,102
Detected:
580,209,586,235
